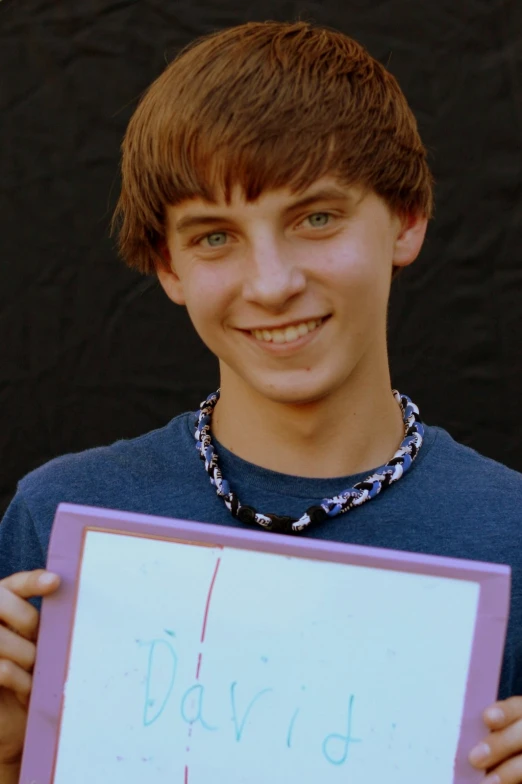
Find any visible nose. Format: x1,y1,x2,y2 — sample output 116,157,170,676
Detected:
242,239,306,311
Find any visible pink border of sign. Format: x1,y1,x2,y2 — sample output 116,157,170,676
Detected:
20,502,510,784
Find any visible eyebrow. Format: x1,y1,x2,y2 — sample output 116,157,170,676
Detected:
173,186,356,234
286,186,356,211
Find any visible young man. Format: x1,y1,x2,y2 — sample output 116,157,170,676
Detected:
0,20,521,784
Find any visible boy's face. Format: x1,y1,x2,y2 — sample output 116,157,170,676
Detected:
158,176,427,406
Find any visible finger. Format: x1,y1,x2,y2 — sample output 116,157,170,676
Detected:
0,625,36,672
0,587,40,640
481,752,522,784
469,718,522,770
0,659,32,703
0,571,60,640
0,570,60,600
484,698,522,730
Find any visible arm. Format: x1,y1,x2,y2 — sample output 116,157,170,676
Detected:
0,762,20,784
0,571,60,774
0,481,61,780
0,494,47,584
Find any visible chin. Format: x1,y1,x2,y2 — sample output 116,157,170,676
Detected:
250,374,340,408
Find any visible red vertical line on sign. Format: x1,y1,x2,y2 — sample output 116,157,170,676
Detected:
195,652,202,681
200,557,222,643
184,555,222,777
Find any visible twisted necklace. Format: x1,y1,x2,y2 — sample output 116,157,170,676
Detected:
195,390,424,534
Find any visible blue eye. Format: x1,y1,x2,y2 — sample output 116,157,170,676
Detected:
204,232,228,247
307,213,330,228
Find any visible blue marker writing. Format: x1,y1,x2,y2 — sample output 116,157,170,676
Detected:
180,684,218,731
286,708,300,748
230,682,272,741
322,694,362,765
141,639,178,727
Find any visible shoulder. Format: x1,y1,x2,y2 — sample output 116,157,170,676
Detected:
416,424,522,512
426,426,522,483
17,411,196,508
0,411,204,579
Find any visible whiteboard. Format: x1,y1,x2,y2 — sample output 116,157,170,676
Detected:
21,504,510,784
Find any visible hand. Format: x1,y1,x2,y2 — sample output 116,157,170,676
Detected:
469,697,522,783
0,570,60,767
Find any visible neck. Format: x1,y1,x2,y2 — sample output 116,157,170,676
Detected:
211,364,405,479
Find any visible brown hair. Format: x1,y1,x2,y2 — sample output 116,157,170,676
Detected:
113,21,434,275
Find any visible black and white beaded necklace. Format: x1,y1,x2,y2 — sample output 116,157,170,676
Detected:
195,389,424,535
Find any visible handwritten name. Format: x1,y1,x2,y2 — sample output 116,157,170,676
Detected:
140,634,362,766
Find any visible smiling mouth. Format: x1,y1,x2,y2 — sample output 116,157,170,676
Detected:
248,316,328,345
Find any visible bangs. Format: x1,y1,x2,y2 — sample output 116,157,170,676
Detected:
114,21,433,274
158,131,346,207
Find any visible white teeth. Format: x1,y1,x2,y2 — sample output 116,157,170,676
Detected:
284,326,299,342
251,318,324,344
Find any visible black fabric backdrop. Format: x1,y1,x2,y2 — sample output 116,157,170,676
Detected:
1,0,521,518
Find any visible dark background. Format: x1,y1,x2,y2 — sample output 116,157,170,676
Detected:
1,0,521,518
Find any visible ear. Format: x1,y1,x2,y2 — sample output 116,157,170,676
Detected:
154,242,186,306
392,212,428,269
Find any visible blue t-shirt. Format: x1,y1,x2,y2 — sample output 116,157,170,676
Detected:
1,412,522,699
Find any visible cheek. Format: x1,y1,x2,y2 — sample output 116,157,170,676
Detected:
327,240,390,305
181,268,234,338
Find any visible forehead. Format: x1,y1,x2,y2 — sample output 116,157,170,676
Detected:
165,176,366,232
